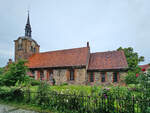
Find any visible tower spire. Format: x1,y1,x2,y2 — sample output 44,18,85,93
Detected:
25,11,32,37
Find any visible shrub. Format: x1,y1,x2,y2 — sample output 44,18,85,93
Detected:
0,86,24,102
125,71,138,84
146,107,150,113
35,81,50,109
31,79,41,86
0,67,4,75
60,82,68,86
1,60,29,86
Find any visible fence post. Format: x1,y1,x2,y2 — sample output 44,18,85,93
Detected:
132,96,135,113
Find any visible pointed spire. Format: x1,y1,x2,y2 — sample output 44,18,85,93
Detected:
27,11,30,25
25,10,32,37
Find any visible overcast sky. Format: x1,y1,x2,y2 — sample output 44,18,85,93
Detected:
0,0,150,67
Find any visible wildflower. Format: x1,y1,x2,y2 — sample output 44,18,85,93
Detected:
103,94,107,98
105,88,110,91
64,99,68,102
60,91,64,94
142,68,146,72
136,74,139,77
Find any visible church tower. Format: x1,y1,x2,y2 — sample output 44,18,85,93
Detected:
14,12,40,62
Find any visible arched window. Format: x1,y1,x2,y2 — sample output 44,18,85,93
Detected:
18,44,22,50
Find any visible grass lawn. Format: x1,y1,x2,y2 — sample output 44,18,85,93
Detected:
30,85,103,95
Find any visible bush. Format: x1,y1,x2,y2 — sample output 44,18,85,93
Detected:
31,79,41,86
0,67,4,75
60,82,68,86
1,60,29,86
35,81,50,109
125,71,138,84
0,86,24,102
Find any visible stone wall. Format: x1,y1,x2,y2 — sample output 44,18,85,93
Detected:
53,69,68,85
53,68,86,85
87,71,127,86
72,68,86,85
33,69,127,86
33,68,87,85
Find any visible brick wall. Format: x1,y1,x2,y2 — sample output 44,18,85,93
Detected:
14,37,39,62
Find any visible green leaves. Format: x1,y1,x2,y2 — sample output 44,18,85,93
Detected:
117,47,145,84
0,67,4,75
125,71,138,84
1,60,29,86
117,47,144,72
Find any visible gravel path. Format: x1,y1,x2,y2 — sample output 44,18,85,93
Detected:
0,104,38,113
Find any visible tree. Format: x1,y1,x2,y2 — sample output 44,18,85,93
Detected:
0,67,4,75
137,69,150,113
1,60,29,86
124,71,138,84
0,68,3,85
117,47,144,72
117,47,144,84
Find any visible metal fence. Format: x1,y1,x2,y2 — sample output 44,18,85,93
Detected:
23,91,150,113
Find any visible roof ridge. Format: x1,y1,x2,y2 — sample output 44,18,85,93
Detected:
91,50,120,54
39,46,88,54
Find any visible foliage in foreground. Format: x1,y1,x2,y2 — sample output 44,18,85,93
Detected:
0,60,29,86
0,69,150,113
117,47,144,84
0,67,4,75
124,71,138,84
1,81,150,113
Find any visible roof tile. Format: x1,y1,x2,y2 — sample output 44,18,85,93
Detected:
88,51,128,70
27,47,89,68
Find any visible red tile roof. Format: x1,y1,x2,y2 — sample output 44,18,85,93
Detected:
88,51,128,70
139,64,150,70
27,47,89,68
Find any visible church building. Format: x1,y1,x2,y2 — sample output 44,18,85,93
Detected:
14,14,128,85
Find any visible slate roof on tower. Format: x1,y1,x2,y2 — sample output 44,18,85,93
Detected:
88,51,128,71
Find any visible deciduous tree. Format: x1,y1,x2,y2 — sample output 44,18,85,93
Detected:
117,47,144,84
117,47,144,72
1,60,29,86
